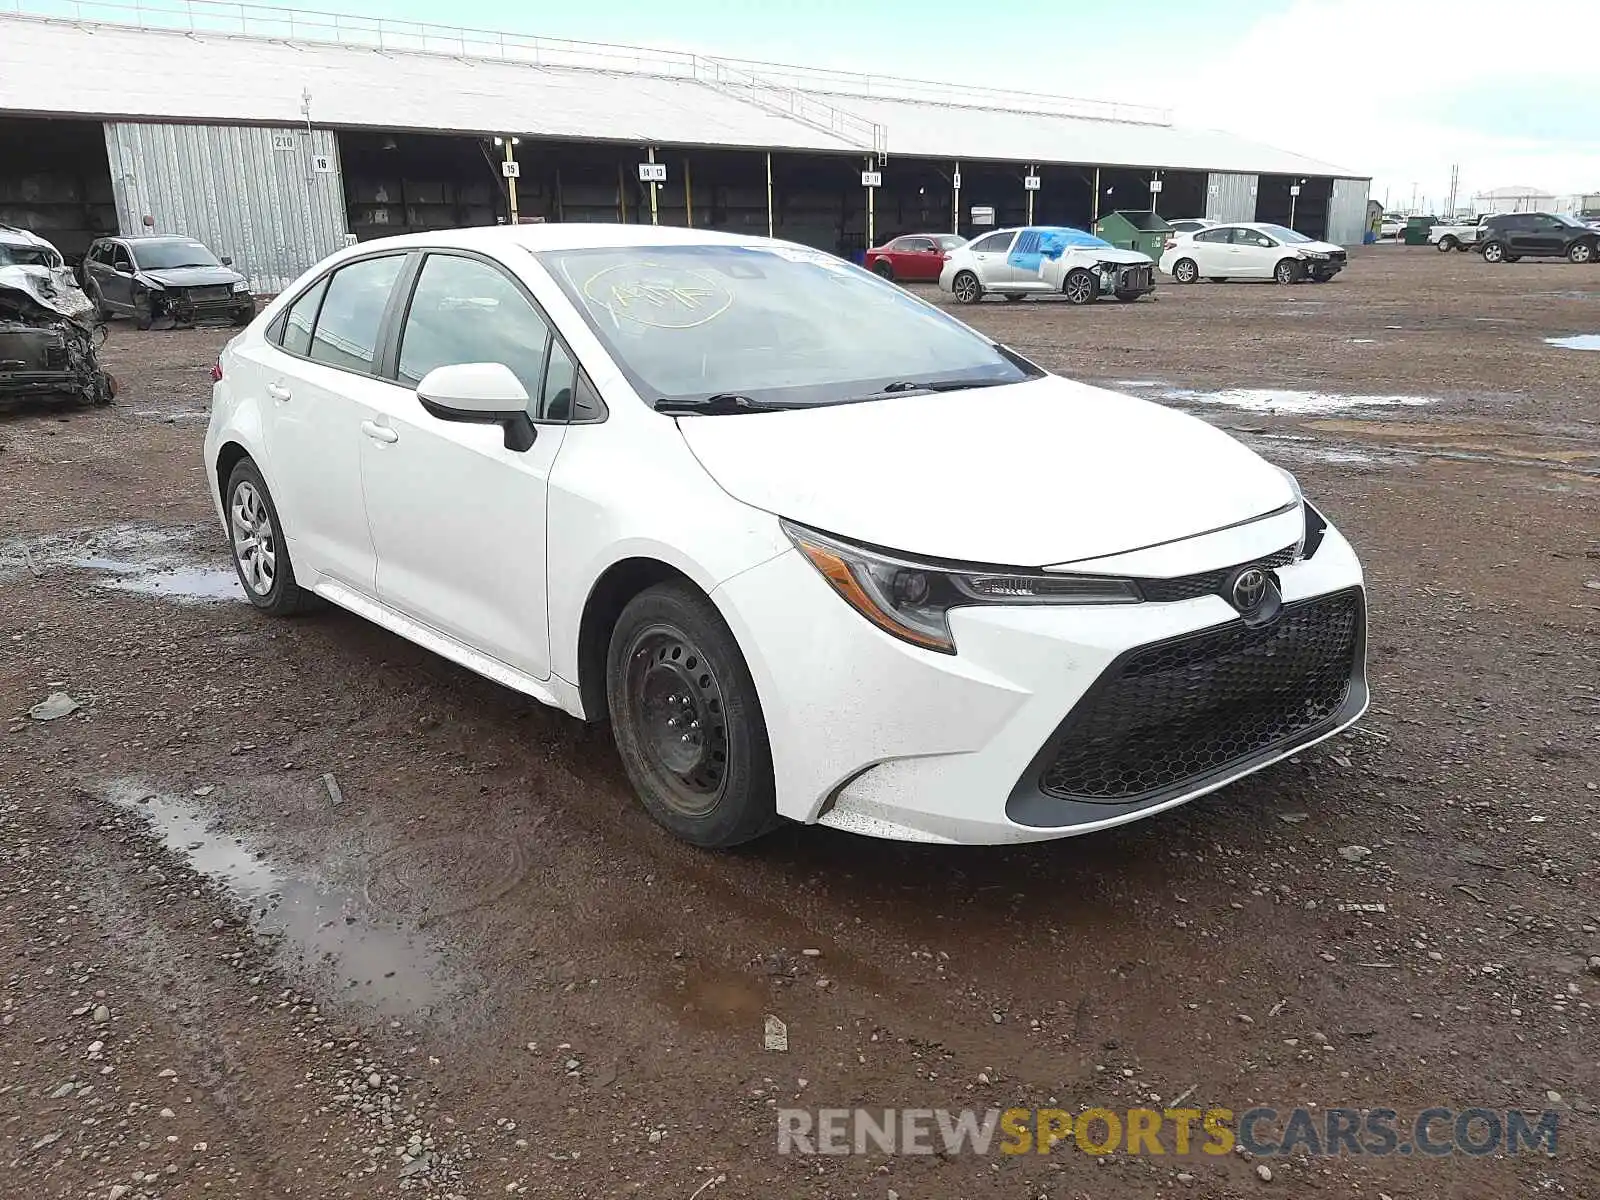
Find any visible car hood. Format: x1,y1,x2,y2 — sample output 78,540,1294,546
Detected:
140,265,244,289
0,264,97,325
1290,240,1343,255
1072,247,1155,265
675,375,1296,566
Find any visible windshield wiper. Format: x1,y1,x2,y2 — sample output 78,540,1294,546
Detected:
863,378,1015,398
654,393,795,415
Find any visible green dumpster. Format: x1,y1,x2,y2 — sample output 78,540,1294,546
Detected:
1093,210,1174,259
1402,215,1438,246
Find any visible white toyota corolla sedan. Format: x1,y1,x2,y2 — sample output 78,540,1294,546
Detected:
205,225,1368,847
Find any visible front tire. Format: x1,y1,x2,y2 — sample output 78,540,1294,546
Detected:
132,289,155,331
225,459,314,616
1274,258,1303,284
1062,268,1098,305
1172,257,1199,284
1568,240,1595,264
606,582,779,848
1482,240,1507,263
951,270,982,304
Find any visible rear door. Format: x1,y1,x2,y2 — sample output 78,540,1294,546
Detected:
1187,227,1232,275
358,250,571,680
965,230,1018,286
245,252,409,597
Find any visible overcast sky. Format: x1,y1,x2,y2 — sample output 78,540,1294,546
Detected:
279,0,1597,209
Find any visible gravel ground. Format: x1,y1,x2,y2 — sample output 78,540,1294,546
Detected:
1,245,1598,1198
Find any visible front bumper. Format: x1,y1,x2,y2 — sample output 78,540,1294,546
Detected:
153,288,254,325
713,512,1366,844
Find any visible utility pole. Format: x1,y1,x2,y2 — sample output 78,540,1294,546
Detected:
1445,163,1459,218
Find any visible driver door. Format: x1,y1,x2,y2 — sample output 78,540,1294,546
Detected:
359,251,569,680
102,243,136,309
1233,229,1278,278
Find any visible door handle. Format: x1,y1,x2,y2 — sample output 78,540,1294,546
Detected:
360,419,399,444
266,383,291,402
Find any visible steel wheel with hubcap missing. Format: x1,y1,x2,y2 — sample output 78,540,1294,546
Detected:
951,271,982,304
1173,258,1199,284
224,458,314,616
1063,269,1098,305
606,582,778,847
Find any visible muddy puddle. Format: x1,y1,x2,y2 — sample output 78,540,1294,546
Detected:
1545,335,1600,351
0,523,242,602
1132,384,1436,416
102,779,466,1018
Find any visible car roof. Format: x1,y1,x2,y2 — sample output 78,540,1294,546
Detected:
0,224,56,248
111,234,213,244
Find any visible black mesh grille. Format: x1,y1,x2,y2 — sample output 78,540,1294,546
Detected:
1138,545,1299,604
1038,590,1361,803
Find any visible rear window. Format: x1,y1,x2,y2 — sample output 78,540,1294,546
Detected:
306,255,404,374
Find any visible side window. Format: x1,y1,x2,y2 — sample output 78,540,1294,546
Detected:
570,372,605,423
111,244,132,270
969,232,1015,254
397,254,551,401
278,276,329,357
1195,229,1228,243
308,255,405,374
902,237,936,253
541,339,578,421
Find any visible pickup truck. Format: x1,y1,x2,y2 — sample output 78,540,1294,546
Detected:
1429,215,1494,252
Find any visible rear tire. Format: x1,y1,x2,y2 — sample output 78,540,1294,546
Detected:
1062,268,1098,305
606,582,779,848
871,259,895,280
1436,236,1456,252
1482,240,1507,263
224,459,315,616
1172,257,1199,284
951,270,982,304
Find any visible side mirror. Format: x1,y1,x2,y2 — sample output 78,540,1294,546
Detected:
221,256,233,266
115,261,133,274
416,362,536,451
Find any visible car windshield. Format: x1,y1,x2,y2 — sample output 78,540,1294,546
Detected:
1255,224,1313,243
0,243,59,268
1551,214,1587,229
934,234,967,250
131,240,221,270
537,243,1037,407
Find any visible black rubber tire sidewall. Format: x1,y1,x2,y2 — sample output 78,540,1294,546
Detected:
871,260,895,280
133,291,154,331
224,458,312,616
606,582,779,848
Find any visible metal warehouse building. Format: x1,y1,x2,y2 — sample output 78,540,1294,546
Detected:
0,2,1370,295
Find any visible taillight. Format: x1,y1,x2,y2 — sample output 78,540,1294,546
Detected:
210,359,223,382
1163,238,1176,250
941,252,951,261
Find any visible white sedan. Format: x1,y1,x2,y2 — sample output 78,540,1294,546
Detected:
206,225,1368,847
939,226,1157,304
1159,223,1348,284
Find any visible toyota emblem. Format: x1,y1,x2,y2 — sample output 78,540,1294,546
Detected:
1231,567,1268,612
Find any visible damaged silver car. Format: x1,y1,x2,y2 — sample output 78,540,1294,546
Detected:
0,225,116,407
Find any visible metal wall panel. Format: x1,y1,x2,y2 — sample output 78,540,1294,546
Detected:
1327,177,1371,246
103,121,348,294
1205,173,1257,222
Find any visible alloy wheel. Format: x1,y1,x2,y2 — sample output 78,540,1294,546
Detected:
1064,271,1096,304
230,480,277,597
952,272,980,303
1174,259,1198,284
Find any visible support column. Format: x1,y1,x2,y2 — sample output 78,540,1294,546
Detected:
865,155,875,250
648,146,659,225
684,156,693,228
952,159,961,235
1092,166,1101,225
1025,163,1035,226
502,137,519,225
766,152,774,239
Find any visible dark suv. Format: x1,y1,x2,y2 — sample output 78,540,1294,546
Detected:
81,235,255,329
1478,213,1598,264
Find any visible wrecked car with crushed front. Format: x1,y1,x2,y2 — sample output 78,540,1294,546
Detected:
0,227,116,407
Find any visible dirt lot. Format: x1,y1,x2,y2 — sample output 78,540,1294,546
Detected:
1,246,1597,1199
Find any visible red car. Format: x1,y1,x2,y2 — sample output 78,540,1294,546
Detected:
865,233,968,282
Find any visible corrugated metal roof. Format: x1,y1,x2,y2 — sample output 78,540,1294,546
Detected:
0,15,1361,178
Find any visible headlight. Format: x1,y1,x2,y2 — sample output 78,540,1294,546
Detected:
231,281,250,294
782,521,1139,654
